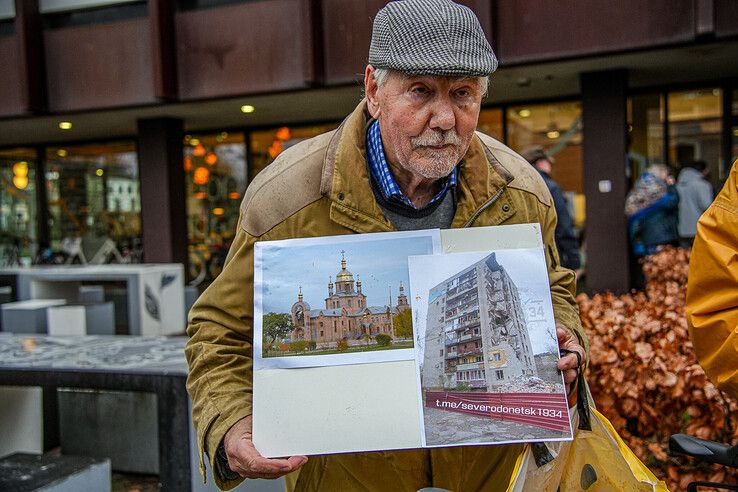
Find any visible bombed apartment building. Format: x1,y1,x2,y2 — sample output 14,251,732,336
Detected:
422,253,537,391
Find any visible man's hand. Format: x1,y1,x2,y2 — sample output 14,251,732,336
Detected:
556,325,586,385
223,415,307,479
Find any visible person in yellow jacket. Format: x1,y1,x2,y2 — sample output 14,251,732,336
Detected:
185,1,588,490
687,159,738,399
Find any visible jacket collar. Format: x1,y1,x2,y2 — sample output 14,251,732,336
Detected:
321,100,513,233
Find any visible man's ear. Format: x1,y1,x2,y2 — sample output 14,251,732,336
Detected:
364,65,381,118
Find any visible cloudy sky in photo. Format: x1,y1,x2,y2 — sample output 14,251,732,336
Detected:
409,247,557,363
257,232,437,314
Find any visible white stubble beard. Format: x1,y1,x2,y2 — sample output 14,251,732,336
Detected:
402,129,467,179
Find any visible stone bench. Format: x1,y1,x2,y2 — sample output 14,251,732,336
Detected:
1,299,115,336
0,453,110,492
1,300,67,334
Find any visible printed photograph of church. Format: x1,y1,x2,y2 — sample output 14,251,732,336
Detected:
289,253,410,343
260,251,417,358
256,231,438,360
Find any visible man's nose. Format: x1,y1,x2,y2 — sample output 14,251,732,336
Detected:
429,98,456,131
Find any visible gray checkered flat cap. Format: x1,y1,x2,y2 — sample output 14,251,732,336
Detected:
369,0,498,77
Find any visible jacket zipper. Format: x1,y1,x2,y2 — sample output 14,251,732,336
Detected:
462,187,505,228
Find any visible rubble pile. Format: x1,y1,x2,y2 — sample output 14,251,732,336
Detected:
496,375,562,394
577,246,738,490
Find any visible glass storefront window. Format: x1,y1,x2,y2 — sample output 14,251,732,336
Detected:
668,88,722,183
506,101,585,270
627,94,665,186
0,148,37,264
249,123,339,182
506,102,583,194
185,132,246,285
477,108,503,141
46,142,141,263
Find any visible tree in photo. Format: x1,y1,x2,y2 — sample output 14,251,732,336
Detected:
393,309,413,339
375,333,392,347
263,312,293,346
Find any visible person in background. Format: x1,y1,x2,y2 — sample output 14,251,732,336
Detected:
687,159,738,399
522,145,582,274
625,163,679,289
676,160,713,249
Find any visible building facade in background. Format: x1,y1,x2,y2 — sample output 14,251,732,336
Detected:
1,0,737,293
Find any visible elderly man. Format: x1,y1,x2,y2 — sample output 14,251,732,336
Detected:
186,1,587,490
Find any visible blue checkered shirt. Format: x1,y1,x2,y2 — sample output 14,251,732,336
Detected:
366,119,457,209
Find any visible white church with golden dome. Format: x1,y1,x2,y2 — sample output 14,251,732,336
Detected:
289,253,410,345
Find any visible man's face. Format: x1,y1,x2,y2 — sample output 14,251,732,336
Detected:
365,67,484,180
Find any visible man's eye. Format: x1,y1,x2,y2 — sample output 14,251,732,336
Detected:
455,89,470,98
411,86,429,95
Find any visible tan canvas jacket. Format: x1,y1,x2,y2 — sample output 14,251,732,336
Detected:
185,100,586,491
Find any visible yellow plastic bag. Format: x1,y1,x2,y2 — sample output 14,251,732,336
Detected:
506,375,668,492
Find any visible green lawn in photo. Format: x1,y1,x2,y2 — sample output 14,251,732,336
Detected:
264,339,414,358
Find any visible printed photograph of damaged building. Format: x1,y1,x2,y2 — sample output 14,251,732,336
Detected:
418,251,571,446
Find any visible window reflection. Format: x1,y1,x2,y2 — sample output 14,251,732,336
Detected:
506,101,585,275
507,102,583,194
506,102,585,235
668,88,722,184
46,142,140,263
0,148,37,263
627,94,665,186
185,132,246,285
477,108,503,141
249,124,339,182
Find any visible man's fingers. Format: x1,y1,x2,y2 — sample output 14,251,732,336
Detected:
557,352,579,371
285,455,309,468
563,368,577,385
556,326,572,342
230,454,307,478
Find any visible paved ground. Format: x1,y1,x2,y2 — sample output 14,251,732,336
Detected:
424,406,570,446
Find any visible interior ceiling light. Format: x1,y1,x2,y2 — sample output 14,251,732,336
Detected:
13,161,28,173
59,121,73,130
241,105,255,114
57,149,68,157
546,110,560,140
190,138,201,146
13,175,28,190
518,108,531,118
96,169,104,177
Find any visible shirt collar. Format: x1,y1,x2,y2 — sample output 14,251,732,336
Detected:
365,119,457,210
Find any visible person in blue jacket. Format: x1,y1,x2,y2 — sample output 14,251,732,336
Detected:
625,164,679,289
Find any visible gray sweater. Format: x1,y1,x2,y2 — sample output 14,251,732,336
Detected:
676,167,713,238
